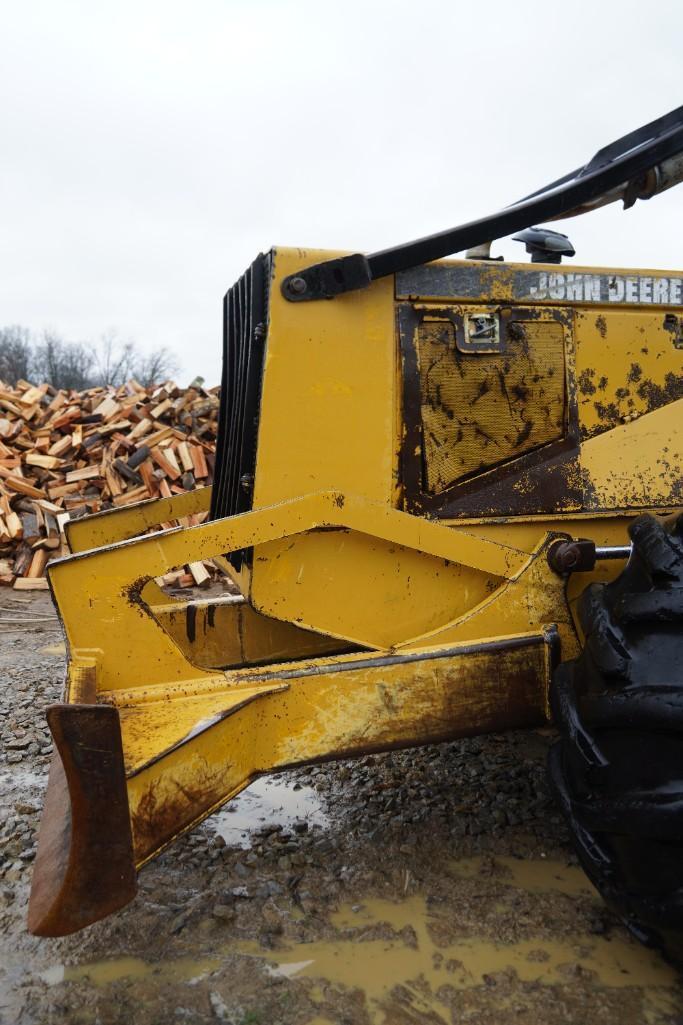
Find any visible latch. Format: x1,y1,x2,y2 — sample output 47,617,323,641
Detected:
458,312,503,354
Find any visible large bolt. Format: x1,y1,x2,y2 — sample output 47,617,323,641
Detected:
548,541,582,573
547,539,596,574
287,276,308,296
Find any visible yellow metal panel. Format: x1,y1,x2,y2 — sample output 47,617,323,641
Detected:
66,487,212,552
48,491,527,695
117,681,289,776
433,513,659,640
575,309,683,438
251,530,494,649
398,537,577,666
123,632,551,864
253,249,397,508
247,500,527,647
580,398,683,507
441,513,635,552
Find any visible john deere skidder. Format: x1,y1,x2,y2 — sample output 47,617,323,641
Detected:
29,107,683,957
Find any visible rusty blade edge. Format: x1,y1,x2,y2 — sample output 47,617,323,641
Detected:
28,703,137,937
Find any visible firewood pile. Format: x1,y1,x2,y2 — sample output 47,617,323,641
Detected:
0,377,223,590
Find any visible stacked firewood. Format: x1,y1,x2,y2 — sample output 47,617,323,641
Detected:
0,377,222,589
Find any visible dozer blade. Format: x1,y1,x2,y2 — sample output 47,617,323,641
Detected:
29,488,572,935
28,704,136,937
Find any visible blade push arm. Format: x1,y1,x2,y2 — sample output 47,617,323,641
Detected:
282,106,683,302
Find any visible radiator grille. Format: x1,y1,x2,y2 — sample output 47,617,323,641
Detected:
417,318,566,493
210,253,270,544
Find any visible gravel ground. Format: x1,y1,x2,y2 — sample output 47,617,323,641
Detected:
1,593,682,1025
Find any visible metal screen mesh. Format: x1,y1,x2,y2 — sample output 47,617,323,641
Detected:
417,319,566,494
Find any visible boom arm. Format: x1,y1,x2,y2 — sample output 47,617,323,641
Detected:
282,105,683,302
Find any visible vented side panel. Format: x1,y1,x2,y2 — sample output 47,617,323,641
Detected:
210,254,270,537
417,319,566,494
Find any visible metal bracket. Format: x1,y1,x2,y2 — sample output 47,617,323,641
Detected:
458,312,503,354
282,253,372,303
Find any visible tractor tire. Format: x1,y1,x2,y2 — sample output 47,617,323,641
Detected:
549,512,683,961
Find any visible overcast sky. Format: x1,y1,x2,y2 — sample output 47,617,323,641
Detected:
1,0,682,385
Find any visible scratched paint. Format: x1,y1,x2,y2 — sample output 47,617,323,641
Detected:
396,263,683,306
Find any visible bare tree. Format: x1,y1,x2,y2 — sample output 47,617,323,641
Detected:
0,325,33,384
132,346,179,388
0,324,179,390
91,330,136,388
90,331,179,388
32,331,95,391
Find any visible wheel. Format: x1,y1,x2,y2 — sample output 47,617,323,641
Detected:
548,512,683,961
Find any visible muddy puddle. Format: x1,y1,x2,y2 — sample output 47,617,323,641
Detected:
209,774,329,848
39,955,221,987
38,856,680,1023
241,889,678,1019
450,853,596,896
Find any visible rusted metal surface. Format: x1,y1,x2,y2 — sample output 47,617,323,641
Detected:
28,704,136,936
130,768,236,865
547,539,597,574
400,296,682,518
67,663,97,704
399,303,582,517
124,631,553,869
415,314,566,493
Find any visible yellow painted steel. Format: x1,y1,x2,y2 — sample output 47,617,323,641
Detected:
251,531,498,648
49,490,528,696
31,247,683,936
66,486,212,551
580,398,683,507
48,487,558,876
149,593,348,670
254,249,398,509
574,308,683,438
123,631,552,866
